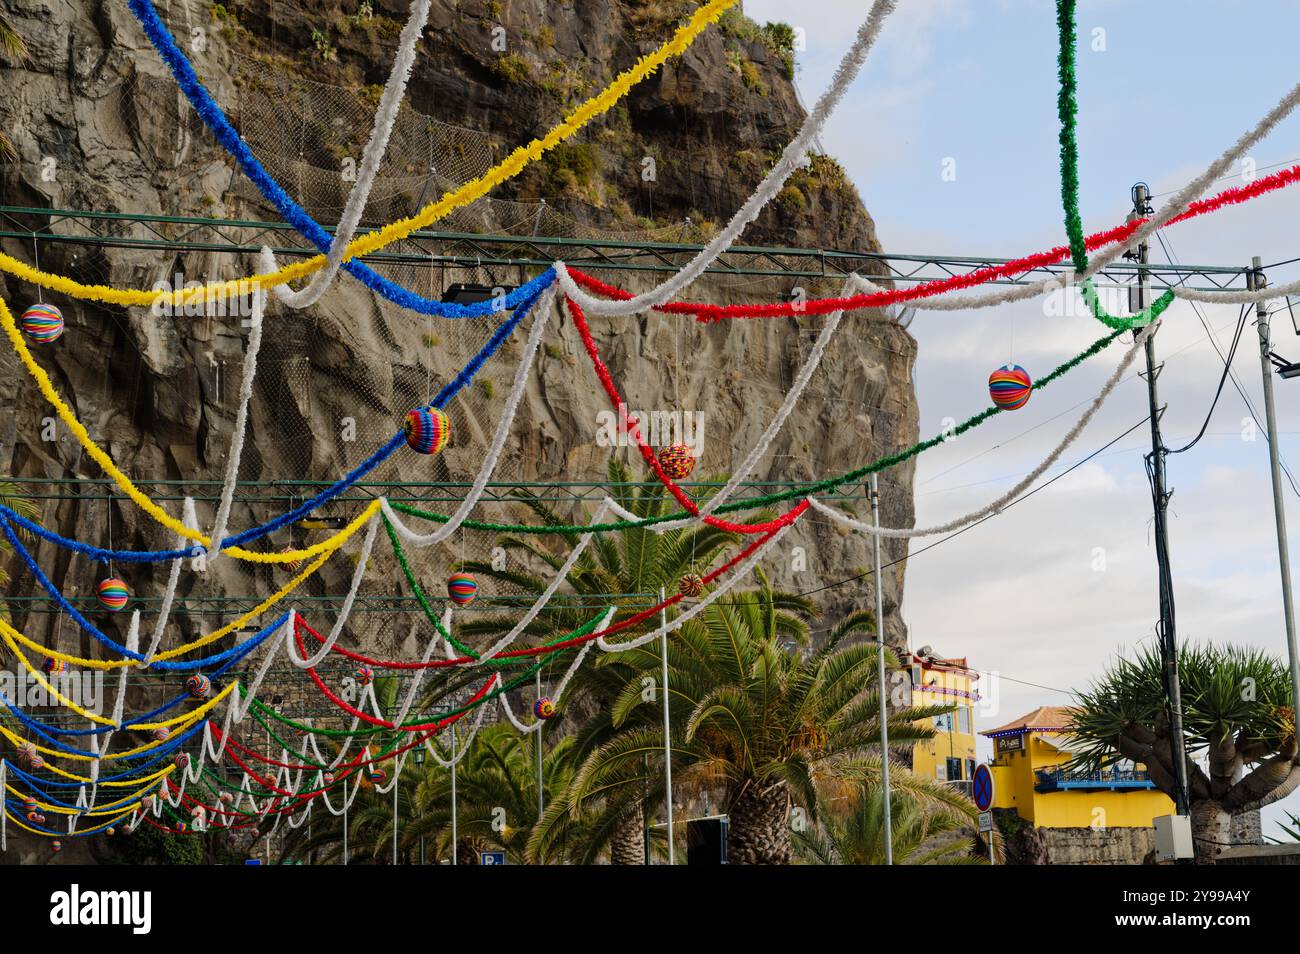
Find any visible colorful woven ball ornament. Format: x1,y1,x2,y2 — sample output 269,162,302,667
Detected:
657,442,696,480
42,656,66,676
322,772,335,785
105,827,116,837
404,406,451,455
988,364,1033,411
679,573,705,598
174,753,190,770
96,578,130,612
354,665,374,685
18,741,35,761
367,767,388,785
19,303,64,344
447,573,478,606
51,840,62,852
23,797,37,812
280,545,303,573
152,727,171,742
533,697,557,720
29,755,45,770
219,791,234,803
185,674,211,699
27,811,45,824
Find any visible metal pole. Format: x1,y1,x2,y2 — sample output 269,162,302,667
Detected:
642,752,651,865
393,769,399,866
1249,257,1300,725
1129,184,1191,817
451,723,458,866
343,794,348,866
536,670,545,822
870,474,893,865
660,587,675,865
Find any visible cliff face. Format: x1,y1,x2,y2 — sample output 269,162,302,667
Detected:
0,0,918,689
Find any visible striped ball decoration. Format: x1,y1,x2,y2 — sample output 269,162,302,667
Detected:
280,545,303,574
152,727,171,742
185,674,211,699
19,303,64,344
679,573,705,598
404,406,451,455
174,753,190,770
657,442,696,480
23,797,37,812
97,578,130,613
42,656,66,676
51,840,62,852
322,772,335,785
533,697,557,720
988,364,1033,411
366,767,388,786
354,664,374,686
29,755,45,770
447,573,478,606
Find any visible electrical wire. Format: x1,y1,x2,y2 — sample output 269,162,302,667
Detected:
1167,304,1250,454
781,415,1153,601
1155,230,1300,497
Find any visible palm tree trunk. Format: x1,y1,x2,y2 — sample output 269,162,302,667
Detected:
609,802,646,865
1190,800,1233,864
727,780,792,865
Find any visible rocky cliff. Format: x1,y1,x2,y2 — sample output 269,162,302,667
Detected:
0,0,918,697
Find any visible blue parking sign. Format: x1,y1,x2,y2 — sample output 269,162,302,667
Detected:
480,851,506,866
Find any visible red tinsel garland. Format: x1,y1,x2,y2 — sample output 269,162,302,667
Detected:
566,163,1300,320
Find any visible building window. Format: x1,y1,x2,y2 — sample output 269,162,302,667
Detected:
911,665,923,688
956,706,970,734
933,713,953,732
946,757,963,781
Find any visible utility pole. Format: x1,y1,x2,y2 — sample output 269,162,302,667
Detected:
1127,182,1191,817
660,587,675,865
1248,258,1300,728
869,474,893,865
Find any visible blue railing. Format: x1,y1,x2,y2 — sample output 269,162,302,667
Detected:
1034,767,1155,792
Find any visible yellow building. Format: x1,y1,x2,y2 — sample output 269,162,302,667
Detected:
907,650,979,793
982,706,1174,828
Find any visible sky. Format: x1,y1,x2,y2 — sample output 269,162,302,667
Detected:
745,0,1300,833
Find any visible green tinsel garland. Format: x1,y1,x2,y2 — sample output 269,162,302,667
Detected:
1056,0,1173,331
389,326,1125,535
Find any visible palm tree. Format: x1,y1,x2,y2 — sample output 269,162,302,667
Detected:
0,480,40,616
1071,643,1299,863
459,458,745,863
1270,811,1300,845
555,575,951,864
0,13,28,163
408,723,582,864
795,768,984,865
